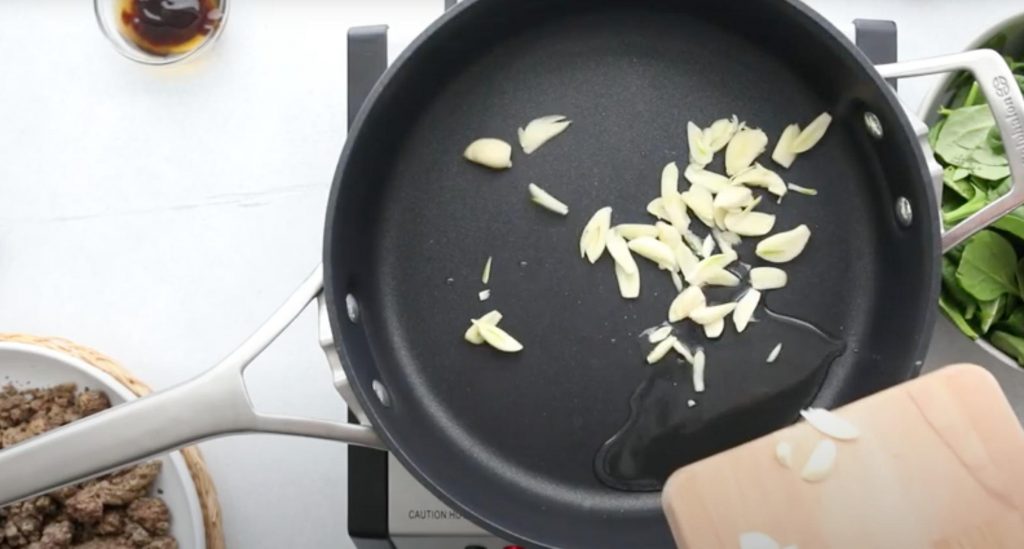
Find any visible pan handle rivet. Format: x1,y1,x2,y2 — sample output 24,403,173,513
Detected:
895,196,913,227
372,379,391,407
345,294,360,322
864,112,883,139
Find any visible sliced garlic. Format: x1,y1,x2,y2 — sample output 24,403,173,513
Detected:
670,270,684,292
687,399,697,408
791,112,832,154
750,267,787,290
657,223,699,276
704,115,739,152
473,320,523,352
615,262,640,299
615,224,659,240
704,319,725,339
767,343,782,363
668,286,706,322
482,256,492,285
681,186,715,227
772,124,800,168
724,211,776,237
732,163,788,197
464,138,512,169
706,269,741,287
701,234,716,258
692,348,706,392
756,224,811,264
739,532,781,549
686,252,737,286
528,183,569,215
684,164,732,194
725,128,768,176
787,183,818,196
688,121,713,167
646,335,677,364
662,193,691,234
464,310,503,344
580,207,612,263
775,441,793,469
673,340,695,364
648,325,673,343
517,115,572,154
711,229,735,256
800,438,837,482
661,161,680,198
646,197,668,220
605,229,638,275
733,289,761,333
800,408,860,441
628,237,677,270
478,289,491,301
690,303,737,325
713,185,754,211
712,205,728,231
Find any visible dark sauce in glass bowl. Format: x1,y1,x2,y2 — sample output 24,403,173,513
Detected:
117,0,223,57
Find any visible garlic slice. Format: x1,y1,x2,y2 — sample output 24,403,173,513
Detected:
724,211,776,237
464,310,503,344
701,234,716,258
662,193,691,233
681,185,715,227
648,325,673,343
791,112,832,153
473,320,523,352
732,163,788,197
661,161,680,198
673,340,695,364
739,532,781,549
692,349,706,392
684,164,732,194
713,205,728,231
711,229,735,256
646,198,668,220
725,128,768,176
800,408,860,441
705,269,741,287
657,222,699,276
704,319,725,339
580,207,612,263
668,286,706,322
756,224,811,263
690,303,738,325
686,252,737,286
670,270,684,292
787,183,818,196
478,289,491,301
688,121,713,167
704,115,739,152
517,115,572,154
775,441,793,469
605,229,639,275
482,256,492,285
800,439,838,482
616,224,660,240
713,185,754,210
464,138,513,169
733,289,761,333
528,183,569,215
628,237,677,270
772,124,801,168
767,343,782,363
615,263,641,299
750,267,787,290
646,335,677,364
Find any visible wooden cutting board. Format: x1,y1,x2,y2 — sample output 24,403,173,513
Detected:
662,364,1024,549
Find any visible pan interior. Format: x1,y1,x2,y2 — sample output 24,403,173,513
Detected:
326,0,937,546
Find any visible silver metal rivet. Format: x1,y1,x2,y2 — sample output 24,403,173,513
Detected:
372,379,391,407
864,112,883,139
345,294,359,323
895,197,912,227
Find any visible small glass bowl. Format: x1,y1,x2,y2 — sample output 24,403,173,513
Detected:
94,0,228,65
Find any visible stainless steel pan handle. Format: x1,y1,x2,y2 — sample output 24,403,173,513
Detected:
0,265,383,506
877,50,1024,251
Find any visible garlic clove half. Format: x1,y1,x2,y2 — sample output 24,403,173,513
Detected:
464,138,513,169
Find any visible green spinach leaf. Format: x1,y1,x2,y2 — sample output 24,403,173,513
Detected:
939,292,979,339
979,295,1007,334
994,207,1024,240
934,105,996,166
997,308,1024,337
942,184,987,224
990,331,1024,365
943,166,975,200
956,230,1020,300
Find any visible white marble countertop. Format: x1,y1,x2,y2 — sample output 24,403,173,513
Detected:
2,1,1022,547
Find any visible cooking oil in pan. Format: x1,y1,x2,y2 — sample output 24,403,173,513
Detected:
595,306,845,491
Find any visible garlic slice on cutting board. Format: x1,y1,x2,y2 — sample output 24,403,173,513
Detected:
800,408,860,441
688,121,713,167
648,325,673,343
791,112,832,153
725,128,768,176
690,303,737,325
605,229,638,275
724,211,776,237
692,349,706,392
756,224,811,263
616,224,659,240
772,124,801,168
628,237,677,270
528,183,569,215
704,115,739,152
684,164,732,194
704,319,725,339
481,256,492,285
733,289,761,333
668,286,706,322
681,186,716,228
464,138,512,169
766,343,782,363
732,163,788,197
750,267,787,290
517,115,571,154
580,207,612,263
615,263,641,299
474,320,524,353
713,185,753,211
646,336,677,364
464,310,503,344
800,438,837,482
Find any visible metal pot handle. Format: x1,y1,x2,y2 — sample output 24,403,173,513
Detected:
877,50,1024,251
0,265,384,507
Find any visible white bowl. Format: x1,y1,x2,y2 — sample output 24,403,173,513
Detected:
0,342,206,549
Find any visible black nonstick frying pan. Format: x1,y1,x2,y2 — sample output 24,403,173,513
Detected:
4,1,1024,547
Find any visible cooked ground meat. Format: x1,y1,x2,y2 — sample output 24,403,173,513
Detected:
0,385,178,549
